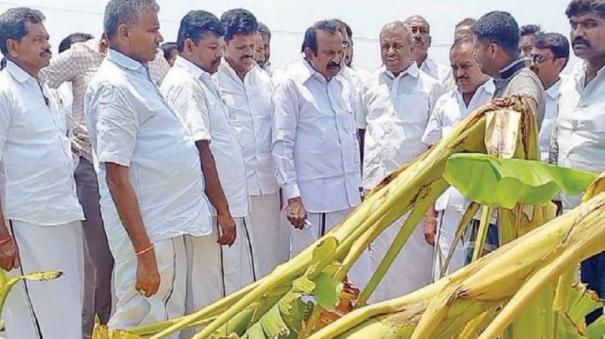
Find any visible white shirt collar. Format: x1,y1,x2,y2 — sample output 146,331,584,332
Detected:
173,55,207,80
106,48,146,73
5,60,35,84
383,62,419,80
288,59,343,86
545,78,562,100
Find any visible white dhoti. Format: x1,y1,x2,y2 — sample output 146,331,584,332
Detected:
185,217,255,312
433,207,467,280
288,208,371,289
369,214,434,303
4,220,83,339
107,231,187,332
248,193,289,278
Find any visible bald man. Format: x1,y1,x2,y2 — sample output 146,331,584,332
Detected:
359,21,442,302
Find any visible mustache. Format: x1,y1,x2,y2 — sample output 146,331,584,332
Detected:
327,62,341,69
455,76,469,82
573,37,591,47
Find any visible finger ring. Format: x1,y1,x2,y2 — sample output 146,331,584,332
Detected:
137,288,146,295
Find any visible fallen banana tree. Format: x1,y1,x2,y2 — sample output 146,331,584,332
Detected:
311,170,605,339
91,96,551,338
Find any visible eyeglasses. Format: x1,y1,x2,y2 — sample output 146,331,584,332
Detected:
530,53,552,65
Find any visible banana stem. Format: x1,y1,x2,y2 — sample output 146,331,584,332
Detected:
356,190,437,307
440,202,480,277
471,205,493,262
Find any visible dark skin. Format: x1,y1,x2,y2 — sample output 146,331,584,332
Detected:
569,12,605,84
104,8,164,297
181,34,237,246
0,20,52,271
287,29,345,229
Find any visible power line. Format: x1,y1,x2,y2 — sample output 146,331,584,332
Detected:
0,2,451,47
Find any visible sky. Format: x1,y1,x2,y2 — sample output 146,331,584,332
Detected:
0,0,579,72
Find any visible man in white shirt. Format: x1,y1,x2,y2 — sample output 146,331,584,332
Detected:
404,15,451,84
359,21,441,302
161,10,253,309
0,8,84,338
85,0,215,330
215,9,288,278
529,32,570,161
552,0,605,321
272,20,362,263
422,37,494,278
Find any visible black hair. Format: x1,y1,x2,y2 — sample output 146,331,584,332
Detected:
301,19,339,54
566,0,605,18
0,7,45,56
161,41,177,58
472,11,520,57
176,10,224,53
58,32,94,53
520,24,542,37
534,32,570,68
220,8,258,42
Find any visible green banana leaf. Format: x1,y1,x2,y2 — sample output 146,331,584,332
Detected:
443,154,598,209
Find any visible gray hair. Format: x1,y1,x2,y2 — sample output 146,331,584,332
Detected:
380,21,414,45
103,0,159,40
0,7,45,56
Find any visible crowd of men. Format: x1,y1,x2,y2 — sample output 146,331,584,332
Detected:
0,0,603,337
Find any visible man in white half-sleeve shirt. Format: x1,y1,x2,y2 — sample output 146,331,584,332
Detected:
85,0,214,330
215,9,289,278
161,10,254,309
551,0,605,320
422,37,494,279
272,20,362,269
360,21,441,302
405,15,451,85
0,8,85,338
529,32,570,161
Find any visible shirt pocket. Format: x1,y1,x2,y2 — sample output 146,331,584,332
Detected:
396,93,430,124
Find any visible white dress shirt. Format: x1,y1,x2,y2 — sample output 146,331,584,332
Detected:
422,79,495,211
0,61,83,225
161,57,249,218
360,63,442,189
85,50,212,242
272,60,361,212
420,57,451,83
539,79,561,161
215,61,278,196
554,63,605,209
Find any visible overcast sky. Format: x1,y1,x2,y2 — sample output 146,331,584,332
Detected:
0,0,578,72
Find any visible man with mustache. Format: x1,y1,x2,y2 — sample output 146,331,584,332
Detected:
273,20,365,287
529,33,569,161
0,7,85,338
404,15,450,84
215,9,287,279
86,0,215,330
359,21,441,302
161,9,251,310
257,22,272,74
473,11,546,128
422,36,494,278
552,0,605,321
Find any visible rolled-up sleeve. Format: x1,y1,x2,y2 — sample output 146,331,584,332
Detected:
94,86,139,166
272,80,300,200
162,80,211,142
422,98,444,146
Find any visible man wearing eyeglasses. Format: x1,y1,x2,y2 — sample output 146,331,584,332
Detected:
529,33,570,161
